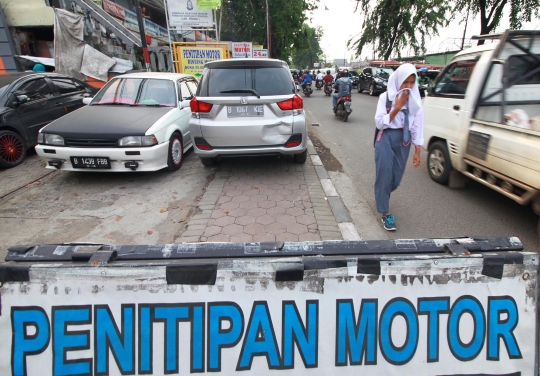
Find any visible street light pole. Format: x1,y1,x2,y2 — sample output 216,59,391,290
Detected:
266,0,271,58
135,0,151,71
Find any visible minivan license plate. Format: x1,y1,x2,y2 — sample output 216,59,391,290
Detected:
227,105,264,117
71,157,111,169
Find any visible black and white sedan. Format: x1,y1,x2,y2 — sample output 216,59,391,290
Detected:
35,73,198,172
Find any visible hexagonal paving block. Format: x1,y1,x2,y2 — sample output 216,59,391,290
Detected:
266,222,286,235
217,196,232,204
250,195,268,202
231,234,253,243
296,214,316,226
276,215,296,225
299,233,322,241
239,201,258,210
256,215,277,225
211,210,227,219
286,207,305,216
227,208,247,218
293,189,308,196
253,233,276,242
268,184,284,190
222,224,244,236
258,201,277,209
284,183,300,190
286,194,302,202
203,226,222,237
278,233,299,242
247,207,267,217
219,201,240,210
243,189,260,196
276,178,291,185
267,206,286,215
207,234,231,242
224,190,243,197
214,215,236,227
267,194,285,201
277,201,295,209
231,195,250,203
258,189,277,196
276,189,293,196
287,223,309,235
244,223,266,236
236,215,256,226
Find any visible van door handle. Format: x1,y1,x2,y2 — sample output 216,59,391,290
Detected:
453,105,460,111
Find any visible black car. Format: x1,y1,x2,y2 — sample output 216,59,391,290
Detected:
0,72,97,168
349,70,359,88
358,67,393,96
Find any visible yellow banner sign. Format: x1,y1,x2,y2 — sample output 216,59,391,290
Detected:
179,47,225,77
197,0,221,9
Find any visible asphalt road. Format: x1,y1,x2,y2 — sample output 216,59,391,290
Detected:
303,86,539,252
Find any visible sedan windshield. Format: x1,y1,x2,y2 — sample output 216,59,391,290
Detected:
373,68,393,78
91,78,177,107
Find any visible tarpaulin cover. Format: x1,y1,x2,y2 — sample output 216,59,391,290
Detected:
15,55,55,67
53,8,115,82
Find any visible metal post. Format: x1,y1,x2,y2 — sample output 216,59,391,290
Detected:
218,5,222,42
135,0,151,71
164,0,175,72
265,0,270,57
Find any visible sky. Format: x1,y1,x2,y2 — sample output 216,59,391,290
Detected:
308,0,540,63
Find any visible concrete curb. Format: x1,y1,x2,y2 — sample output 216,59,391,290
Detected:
307,139,361,240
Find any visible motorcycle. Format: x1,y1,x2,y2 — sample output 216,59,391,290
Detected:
315,80,323,90
324,81,333,96
334,94,352,122
302,82,313,97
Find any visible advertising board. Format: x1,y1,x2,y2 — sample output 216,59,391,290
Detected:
168,0,213,27
103,0,125,19
0,239,537,376
253,49,268,58
178,47,224,77
232,42,253,58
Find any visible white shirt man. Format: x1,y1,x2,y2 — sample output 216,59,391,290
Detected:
316,72,324,80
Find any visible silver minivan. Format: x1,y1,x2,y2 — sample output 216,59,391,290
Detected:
188,59,307,166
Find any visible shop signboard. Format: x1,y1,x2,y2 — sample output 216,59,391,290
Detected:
231,42,253,58
179,46,224,77
168,0,213,27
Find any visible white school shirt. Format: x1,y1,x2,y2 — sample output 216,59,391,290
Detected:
316,73,324,80
374,92,424,147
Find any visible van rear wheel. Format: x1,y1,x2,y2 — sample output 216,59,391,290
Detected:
428,141,452,184
293,150,307,164
200,157,217,167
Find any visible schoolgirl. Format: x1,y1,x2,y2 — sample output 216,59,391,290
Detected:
374,63,424,231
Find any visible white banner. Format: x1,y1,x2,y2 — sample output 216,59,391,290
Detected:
0,256,537,376
253,49,268,58
231,42,253,58
167,0,213,28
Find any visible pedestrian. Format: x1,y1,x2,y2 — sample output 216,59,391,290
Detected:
417,67,431,98
374,63,423,231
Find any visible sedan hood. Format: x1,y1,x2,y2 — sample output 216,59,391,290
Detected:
42,105,174,139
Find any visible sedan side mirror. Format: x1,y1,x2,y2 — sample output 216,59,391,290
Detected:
180,99,191,109
82,97,93,105
15,95,28,105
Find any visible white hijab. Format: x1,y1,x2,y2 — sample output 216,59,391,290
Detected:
386,63,422,115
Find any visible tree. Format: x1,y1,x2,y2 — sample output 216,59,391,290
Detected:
453,0,540,45
291,25,324,69
217,0,318,61
349,0,450,60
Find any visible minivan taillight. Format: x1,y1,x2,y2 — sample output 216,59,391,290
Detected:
190,97,213,113
277,95,303,111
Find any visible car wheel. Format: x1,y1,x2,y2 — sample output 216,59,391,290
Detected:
293,150,307,164
200,157,218,167
342,112,349,122
166,132,183,171
369,84,375,96
428,141,452,184
0,130,26,169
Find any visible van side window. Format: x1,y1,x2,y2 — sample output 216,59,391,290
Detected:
433,60,477,97
507,54,540,85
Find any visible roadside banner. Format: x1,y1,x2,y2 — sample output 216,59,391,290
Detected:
0,238,537,375
179,46,224,77
197,0,221,9
253,44,263,50
168,0,213,27
253,49,268,58
102,0,125,19
231,42,253,58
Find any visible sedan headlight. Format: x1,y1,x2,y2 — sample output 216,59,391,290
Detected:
118,135,158,147
38,133,65,146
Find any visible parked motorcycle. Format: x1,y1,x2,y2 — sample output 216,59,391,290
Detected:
324,81,333,96
334,94,352,122
303,82,313,97
315,80,323,90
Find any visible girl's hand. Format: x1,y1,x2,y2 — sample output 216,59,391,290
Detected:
413,147,421,168
395,90,409,110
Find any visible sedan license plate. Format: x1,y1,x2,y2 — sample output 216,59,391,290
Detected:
71,156,111,169
227,105,264,117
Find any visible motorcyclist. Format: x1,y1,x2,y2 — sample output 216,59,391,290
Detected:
302,70,313,90
417,67,431,98
323,70,334,90
316,70,324,86
332,69,353,112
292,70,300,82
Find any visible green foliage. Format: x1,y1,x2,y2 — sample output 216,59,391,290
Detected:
350,0,450,60
453,0,540,44
291,25,324,69
217,0,318,61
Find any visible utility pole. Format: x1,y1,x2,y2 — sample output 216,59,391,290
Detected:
460,3,470,50
135,0,151,71
266,0,271,58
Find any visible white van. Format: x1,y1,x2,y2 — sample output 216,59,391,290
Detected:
422,30,540,233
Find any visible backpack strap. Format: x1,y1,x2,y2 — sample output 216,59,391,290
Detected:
374,93,392,147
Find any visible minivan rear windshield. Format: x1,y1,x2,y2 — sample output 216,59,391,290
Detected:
198,67,294,97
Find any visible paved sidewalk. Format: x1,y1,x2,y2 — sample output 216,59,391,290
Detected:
177,141,358,243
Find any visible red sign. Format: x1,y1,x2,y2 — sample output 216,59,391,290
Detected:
103,0,126,19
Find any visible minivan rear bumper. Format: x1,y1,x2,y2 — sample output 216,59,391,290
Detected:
192,140,307,158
